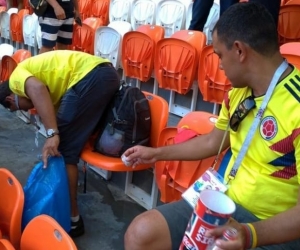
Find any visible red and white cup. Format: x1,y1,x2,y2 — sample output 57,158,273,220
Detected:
180,190,236,250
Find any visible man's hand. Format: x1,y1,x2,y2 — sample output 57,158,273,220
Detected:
54,5,66,19
123,146,159,168
42,135,61,168
205,218,246,250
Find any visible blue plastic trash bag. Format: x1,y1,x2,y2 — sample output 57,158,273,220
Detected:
22,156,71,232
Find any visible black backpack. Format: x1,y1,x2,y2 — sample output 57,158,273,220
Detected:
94,81,151,157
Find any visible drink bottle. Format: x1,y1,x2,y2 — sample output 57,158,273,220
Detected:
205,228,238,250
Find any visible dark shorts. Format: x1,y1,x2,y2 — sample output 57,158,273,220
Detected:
39,17,74,47
57,63,120,165
156,199,300,250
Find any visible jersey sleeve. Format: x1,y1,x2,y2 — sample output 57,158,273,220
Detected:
9,65,34,98
215,91,231,131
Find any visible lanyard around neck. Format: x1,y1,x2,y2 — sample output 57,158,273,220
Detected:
228,60,289,182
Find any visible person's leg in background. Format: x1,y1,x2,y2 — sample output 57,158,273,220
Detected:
189,0,214,31
250,0,281,26
39,18,63,54
56,17,74,50
220,0,239,15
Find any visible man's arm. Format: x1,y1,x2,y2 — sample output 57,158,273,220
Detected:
124,127,230,167
25,76,60,166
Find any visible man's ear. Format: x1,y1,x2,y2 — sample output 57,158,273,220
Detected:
233,41,247,62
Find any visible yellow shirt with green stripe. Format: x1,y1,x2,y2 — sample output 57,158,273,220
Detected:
215,66,300,220
9,50,110,110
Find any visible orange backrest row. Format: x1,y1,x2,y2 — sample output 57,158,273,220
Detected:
280,42,300,69
10,9,29,44
154,111,226,203
198,45,231,104
154,30,206,95
278,3,300,45
0,49,31,83
122,25,165,82
78,0,110,25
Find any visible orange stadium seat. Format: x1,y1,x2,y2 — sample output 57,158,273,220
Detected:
278,3,300,44
121,25,164,83
198,45,231,110
80,92,169,192
154,30,206,95
154,111,225,203
0,168,24,249
21,215,77,250
71,23,95,54
280,42,300,69
90,0,110,26
10,9,29,46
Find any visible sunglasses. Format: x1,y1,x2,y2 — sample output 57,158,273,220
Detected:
230,96,256,132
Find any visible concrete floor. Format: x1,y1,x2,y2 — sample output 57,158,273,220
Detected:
0,105,149,250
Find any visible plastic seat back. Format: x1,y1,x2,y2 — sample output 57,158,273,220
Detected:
94,26,122,68
278,4,300,45
35,22,42,49
109,0,132,23
108,21,132,68
0,239,15,250
83,17,104,31
0,43,14,60
155,112,223,203
0,55,17,82
0,12,12,40
0,168,24,249
156,0,185,38
280,42,300,69
154,30,205,94
185,1,193,29
77,0,91,21
131,0,156,30
12,49,31,63
198,45,231,104
21,215,77,250
203,2,220,45
71,23,95,54
122,30,156,82
10,9,29,43
22,13,39,47
121,24,164,81
90,0,110,25
137,24,165,44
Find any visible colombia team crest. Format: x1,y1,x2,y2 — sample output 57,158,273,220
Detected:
260,116,278,140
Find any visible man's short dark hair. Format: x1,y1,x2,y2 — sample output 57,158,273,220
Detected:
0,81,12,109
213,2,279,57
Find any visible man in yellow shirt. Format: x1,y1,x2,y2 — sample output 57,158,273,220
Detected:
123,3,300,250
0,50,120,237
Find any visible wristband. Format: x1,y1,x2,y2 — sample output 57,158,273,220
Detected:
241,223,257,249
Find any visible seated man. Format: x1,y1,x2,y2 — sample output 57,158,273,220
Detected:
0,50,120,237
123,2,300,250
